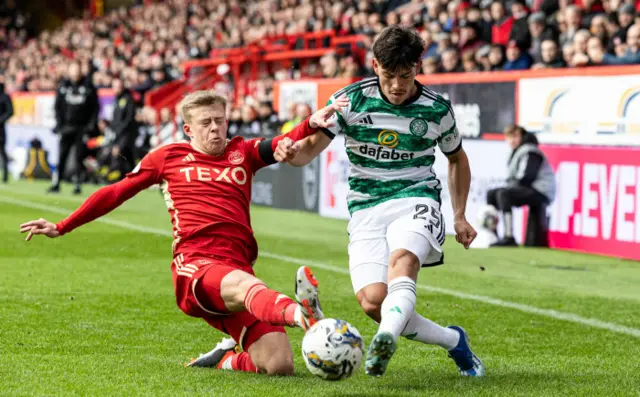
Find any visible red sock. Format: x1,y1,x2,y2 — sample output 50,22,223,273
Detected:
231,352,257,373
244,283,297,326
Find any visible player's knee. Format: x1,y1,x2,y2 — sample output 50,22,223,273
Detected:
248,332,294,376
219,270,263,311
356,284,386,322
262,353,294,376
360,299,382,321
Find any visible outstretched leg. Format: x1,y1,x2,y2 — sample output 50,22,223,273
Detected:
216,265,323,330
185,265,324,376
363,204,485,377
189,317,294,376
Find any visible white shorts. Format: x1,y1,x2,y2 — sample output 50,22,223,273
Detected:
347,197,446,294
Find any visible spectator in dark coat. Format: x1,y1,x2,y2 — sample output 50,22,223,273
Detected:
0,82,13,183
532,39,567,69
504,40,534,70
528,12,558,63
109,78,138,177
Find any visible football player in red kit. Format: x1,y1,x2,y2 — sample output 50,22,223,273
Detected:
19,90,349,376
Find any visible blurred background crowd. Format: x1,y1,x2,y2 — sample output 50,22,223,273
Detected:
3,0,640,94
1,0,639,187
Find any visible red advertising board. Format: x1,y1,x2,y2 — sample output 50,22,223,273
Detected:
541,144,640,260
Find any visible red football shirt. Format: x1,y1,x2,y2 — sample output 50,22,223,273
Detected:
132,137,266,264
56,118,323,266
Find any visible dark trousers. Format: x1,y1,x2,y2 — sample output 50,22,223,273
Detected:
115,145,136,175
487,185,548,212
0,130,7,182
53,131,85,188
487,185,550,245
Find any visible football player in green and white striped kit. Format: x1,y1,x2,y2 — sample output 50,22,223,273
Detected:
275,25,485,378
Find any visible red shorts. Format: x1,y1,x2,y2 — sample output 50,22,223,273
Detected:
171,252,285,350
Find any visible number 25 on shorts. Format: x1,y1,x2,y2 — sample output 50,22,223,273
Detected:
413,204,440,234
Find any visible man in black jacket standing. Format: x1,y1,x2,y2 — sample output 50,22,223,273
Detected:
48,61,99,194
108,78,138,179
0,82,14,183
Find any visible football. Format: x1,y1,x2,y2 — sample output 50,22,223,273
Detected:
470,204,500,248
301,318,365,381
477,204,499,233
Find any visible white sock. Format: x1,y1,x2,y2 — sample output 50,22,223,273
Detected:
378,276,417,341
400,311,460,350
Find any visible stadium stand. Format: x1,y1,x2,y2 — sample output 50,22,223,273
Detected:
2,0,640,181
4,0,640,98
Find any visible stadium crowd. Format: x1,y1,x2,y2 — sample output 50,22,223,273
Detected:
3,0,640,96
1,0,640,185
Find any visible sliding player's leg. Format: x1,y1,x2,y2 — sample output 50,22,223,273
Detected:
182,260,323,331
174,251,324,373
182,260,322,375
218,265,323,329
190,312,294,376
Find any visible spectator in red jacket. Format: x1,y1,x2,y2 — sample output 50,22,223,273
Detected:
491,0,513,45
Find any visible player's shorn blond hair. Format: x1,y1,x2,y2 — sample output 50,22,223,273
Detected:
178,90,227,123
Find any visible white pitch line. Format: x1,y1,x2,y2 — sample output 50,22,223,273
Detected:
3,195,640,338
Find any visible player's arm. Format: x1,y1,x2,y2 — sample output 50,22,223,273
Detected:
274,95,350,166
446,148,471,221
254,117,318,166
251,97,349,168
20,153,164,241
281,131,333,167
438,106,476,249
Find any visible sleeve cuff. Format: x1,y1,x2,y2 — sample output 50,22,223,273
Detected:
442,141,462,156
55,222,67,236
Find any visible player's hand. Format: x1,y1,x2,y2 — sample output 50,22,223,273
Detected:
308,96,350,129
274,137,302,163
453,218,477,249
19,218,60,241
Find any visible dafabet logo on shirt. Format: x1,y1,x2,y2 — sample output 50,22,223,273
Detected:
377,130,399,148
358,130,414,161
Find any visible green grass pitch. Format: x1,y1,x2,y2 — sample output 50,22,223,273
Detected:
1,181,639,396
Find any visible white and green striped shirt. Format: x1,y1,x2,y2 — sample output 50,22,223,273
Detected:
325,77,462,215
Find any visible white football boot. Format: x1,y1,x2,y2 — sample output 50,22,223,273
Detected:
293,266,324,330
186,338,238,368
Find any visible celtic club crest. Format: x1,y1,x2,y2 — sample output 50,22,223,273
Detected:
410,119,428,137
